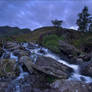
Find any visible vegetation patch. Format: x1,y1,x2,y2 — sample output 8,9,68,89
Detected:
42,34,59,53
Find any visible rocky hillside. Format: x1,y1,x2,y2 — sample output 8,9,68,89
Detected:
16,26,92,51
36,27,92,64
0,26,92,52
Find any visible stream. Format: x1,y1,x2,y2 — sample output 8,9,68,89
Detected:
23,43,92,83
0,42,92,92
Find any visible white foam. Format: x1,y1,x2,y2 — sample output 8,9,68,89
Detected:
10,52,18,61
16,72,29,80
22,43,92,83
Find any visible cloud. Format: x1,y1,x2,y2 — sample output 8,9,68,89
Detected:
0,0,92,30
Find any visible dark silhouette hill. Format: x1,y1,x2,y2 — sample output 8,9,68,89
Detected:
0,26,31,37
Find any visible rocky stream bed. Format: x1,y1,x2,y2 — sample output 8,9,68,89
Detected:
0,41,92,92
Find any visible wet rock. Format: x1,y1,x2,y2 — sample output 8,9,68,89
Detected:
20,56,73,79
51,79,91,92
59,40,80,57
0,59,20,78
35,56,73,79
38,48,46,55
78,54,91,61
76,58,83,64
27,42,36,49
88,83,92,91
19,56,34,74
0,82,9,92
13,49,30,57
0,78,92,92
59,40,81,64
5,42,17,48
80,60,92,77
3,52,10,59
5,42,20,51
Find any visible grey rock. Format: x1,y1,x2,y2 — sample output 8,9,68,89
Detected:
19,56,73,79
51,79,91,92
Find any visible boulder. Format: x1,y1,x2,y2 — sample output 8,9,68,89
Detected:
80,60,92,77
0,59,19,78
78,54,91,61
19,56,73,79
0,79,92,92
58,40,83,64
5,42,20,51
76,58,83,64
51,79,91,92
19,56,34,74
27,42,38,49
59,40,80,57
13,49,30,57
0,82,9,92
38,48,46,55
3,52,10,59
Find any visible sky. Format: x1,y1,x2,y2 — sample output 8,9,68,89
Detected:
0,0,92,30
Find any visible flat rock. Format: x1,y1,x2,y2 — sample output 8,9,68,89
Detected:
5,42,20,51
19,56,73,79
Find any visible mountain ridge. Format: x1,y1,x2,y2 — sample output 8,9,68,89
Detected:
0,26,31,37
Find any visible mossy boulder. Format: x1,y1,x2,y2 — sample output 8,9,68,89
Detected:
0,59,19,78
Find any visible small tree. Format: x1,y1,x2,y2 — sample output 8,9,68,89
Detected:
51,19,63,28
76,6,91,32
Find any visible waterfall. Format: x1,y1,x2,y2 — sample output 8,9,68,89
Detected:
1,42,92,92
0,44,29,92
22,42,92,83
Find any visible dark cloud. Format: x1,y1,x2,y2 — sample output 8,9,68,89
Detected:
0,0,92,30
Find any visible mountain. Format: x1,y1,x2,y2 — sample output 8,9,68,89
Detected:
0,26,31,37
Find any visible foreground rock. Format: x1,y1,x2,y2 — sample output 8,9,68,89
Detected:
51,79,92,92
0,82,9,92
1,78,92,92
0,59,19,78
20,56,73,79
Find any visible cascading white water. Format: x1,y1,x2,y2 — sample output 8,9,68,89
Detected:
0,44,29,92
23,43,92,83
10,52,18,62
1,42,92,92
9,52,29,92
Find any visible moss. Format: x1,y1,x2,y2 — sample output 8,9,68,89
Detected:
47,76,56,83
42,34,60,53
5,63,12,72
59,36,65,41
